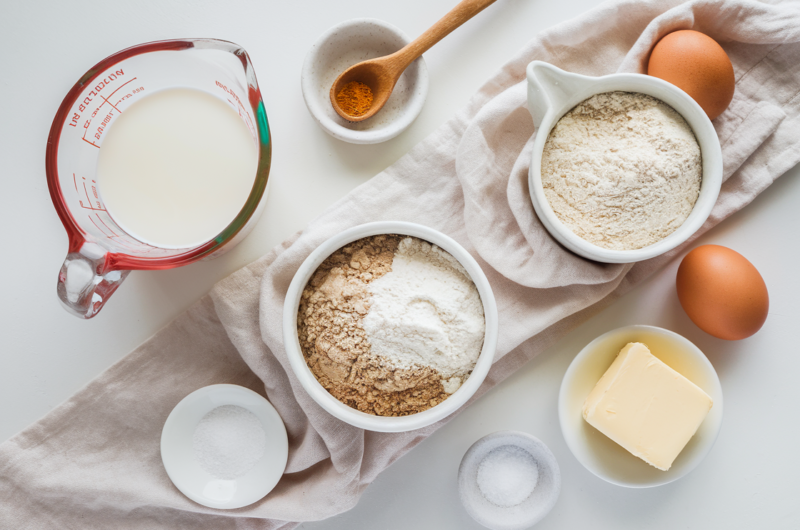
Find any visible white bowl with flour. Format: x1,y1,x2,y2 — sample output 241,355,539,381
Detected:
283,221,498,432
526,61,723,263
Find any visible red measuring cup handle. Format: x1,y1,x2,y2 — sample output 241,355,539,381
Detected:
57,252,130,319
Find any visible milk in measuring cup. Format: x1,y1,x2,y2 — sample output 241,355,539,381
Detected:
97,88,258,248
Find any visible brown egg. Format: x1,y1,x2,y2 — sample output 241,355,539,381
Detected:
648,30,735,120
676,245,768,340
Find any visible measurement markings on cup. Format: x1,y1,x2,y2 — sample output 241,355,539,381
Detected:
71,72,144,148
67,75,253,256
216,80,256,139
73,173,106,212
86,212,157,253
72,173,156,253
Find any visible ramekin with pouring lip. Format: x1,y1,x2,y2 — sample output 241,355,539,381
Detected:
282,221,498,433
526,61,723,264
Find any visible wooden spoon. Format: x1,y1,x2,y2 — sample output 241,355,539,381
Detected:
330,0,498,122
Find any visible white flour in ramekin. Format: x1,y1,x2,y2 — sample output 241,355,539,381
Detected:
541,91,702,250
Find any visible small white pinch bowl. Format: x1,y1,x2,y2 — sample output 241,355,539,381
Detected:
526,61,723,263
161,384,288,509
458,431,561,530
559,325,723,488
301,18,429,144
283,221,498,432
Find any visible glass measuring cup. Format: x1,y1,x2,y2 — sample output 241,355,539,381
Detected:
46,39,272,319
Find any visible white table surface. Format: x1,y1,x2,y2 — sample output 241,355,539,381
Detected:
2,0,798,528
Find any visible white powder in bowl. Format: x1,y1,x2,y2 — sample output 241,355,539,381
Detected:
192,405,266,480
362,237,485,389
477,445,539,507
541,91,702,251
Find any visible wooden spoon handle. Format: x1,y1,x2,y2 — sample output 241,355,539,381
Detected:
388,0,498,75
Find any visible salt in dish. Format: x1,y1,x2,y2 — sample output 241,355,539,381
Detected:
458,431,561,530
160,384,288,509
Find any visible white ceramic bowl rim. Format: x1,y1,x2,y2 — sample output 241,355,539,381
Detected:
282,221,498,432
160,384,289,509
458,430,561,530
526,61,723,264
301,18,429,144
558,325,724,488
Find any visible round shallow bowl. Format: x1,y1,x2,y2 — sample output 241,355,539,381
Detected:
458,431,561,530
526,61,723,263
301,18,428,144
558,325,723,488
161,384,288,509
283,221,498,432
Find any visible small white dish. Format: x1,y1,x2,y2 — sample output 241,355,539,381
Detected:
160,384,288,509
301,18,429,144
458,431,561,530
282,221,498,432
559,325,723,488
526,61,723,263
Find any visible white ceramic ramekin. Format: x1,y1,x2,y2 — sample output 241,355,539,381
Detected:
282,221,498,432
301,19,429,144
458,431,561,530
558,325,723,488
526,61,723,263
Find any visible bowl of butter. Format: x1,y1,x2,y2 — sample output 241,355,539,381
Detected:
558,325,723,488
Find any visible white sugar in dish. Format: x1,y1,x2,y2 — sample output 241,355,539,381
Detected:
477,445,539,507
192,405,267,480
458,432,561,529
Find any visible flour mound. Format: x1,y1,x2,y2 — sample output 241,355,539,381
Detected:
362,237,485,386
541,91,702,250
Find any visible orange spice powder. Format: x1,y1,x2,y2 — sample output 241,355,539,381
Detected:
335,81,373,117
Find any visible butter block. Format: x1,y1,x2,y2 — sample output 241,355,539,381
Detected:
582,342,713,471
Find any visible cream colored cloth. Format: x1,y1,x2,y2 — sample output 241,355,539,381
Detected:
2,0,800,528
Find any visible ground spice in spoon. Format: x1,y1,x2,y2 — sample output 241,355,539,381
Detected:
335,81,373,117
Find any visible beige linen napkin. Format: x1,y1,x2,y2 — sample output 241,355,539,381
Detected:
2,0,800,528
